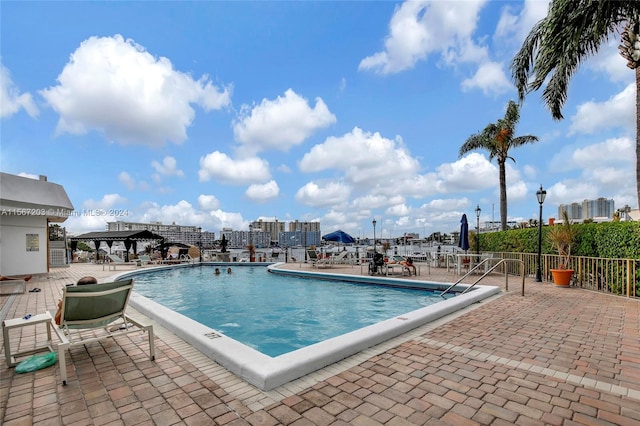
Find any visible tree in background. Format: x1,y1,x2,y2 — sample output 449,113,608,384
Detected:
511,0,640,210
459,100,538,231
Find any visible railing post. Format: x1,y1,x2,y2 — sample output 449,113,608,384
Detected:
504,263,509,292
521,260,525,296
627,259,632,297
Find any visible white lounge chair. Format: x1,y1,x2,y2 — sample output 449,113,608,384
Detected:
104,254,138,270
330,251,351,264
136,254,156,266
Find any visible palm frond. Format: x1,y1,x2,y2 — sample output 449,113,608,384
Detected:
512,0,640,118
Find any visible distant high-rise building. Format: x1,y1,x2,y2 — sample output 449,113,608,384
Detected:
288,220,321,232
581,198,615,219
106,221,215,247
283,220,321,247
558,197,615,221
250,219,285,243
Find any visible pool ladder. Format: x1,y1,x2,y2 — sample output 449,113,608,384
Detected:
439,258,526,297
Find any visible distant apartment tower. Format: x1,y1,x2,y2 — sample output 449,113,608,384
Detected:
558,203,582,221
219,227,270,249
288,220,321,233
582,198,615,219
285,220,321,247
106,221,215,248
558,197,615,221
250,219,285,244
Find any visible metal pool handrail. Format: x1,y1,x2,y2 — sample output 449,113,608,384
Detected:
440,258,526,297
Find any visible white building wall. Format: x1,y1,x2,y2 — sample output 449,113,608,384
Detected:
0,215,49,276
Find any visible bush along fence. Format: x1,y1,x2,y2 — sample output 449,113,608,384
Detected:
495,252,639,298
475,221,640,298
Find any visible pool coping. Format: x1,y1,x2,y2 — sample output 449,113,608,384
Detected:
116,263,501,390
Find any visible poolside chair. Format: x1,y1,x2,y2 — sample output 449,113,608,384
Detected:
329,250,349,265
382,256,405,276
51,279,155,385
306,250,329,268
136,254,156,266
105,254,137,270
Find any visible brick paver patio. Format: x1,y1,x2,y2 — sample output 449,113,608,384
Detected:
1,261,638,425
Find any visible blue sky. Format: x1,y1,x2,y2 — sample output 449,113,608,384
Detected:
1,0,636,240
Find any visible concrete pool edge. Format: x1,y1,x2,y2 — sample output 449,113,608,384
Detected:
117,265,501,390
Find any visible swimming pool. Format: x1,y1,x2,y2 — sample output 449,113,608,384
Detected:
118,263,501,390
128,265,455,357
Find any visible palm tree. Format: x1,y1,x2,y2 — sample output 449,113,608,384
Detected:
511,0,640,210
459,100,539,231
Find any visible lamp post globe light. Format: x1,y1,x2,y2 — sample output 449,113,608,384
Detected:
475,205,481,255
372,219,377,253
536,185,547,282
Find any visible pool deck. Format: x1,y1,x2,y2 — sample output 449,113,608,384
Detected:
1,261,639,425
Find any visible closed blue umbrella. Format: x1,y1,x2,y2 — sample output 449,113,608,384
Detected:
459,214,470,252
322,230,355,244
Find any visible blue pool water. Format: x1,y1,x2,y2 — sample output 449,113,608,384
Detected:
131,265,450,357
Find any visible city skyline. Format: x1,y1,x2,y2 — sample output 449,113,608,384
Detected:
1,1,637,239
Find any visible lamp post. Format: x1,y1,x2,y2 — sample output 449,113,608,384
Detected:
197,227,202,263
475,205,481,255
372,219,377,253
536,185,547,282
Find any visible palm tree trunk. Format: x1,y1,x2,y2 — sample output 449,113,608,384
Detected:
499,160,507,231
636,67,640,210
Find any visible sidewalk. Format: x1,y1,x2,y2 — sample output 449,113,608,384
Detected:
1,262,639,425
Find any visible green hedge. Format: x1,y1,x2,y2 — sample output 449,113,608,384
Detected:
478,221,640,259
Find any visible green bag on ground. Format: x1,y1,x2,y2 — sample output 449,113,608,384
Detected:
15,352,57,373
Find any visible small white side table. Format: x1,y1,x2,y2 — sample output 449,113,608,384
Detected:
3,312,56,367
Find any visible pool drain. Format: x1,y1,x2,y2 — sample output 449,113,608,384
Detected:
204,332,221,339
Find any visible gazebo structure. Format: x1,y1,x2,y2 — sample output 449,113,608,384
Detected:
70,230,165,262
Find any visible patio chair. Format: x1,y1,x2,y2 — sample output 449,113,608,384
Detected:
306,249,329,268
51,279,155,385
330,251,350,264
104,254,137,270
137,254,156,266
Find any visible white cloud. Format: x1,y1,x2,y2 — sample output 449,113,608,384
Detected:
299,127,420,186
118,171,136,190
0,61,38,118
295,180,351,208
135,200,246,232
233,89,336,154
546,180,599,206
586,40,635,84
494,0,550,46
435,152,497,192
40,34,231,146
198,151,271,184
83,193,127,209
151,156,184,177
461,61,512,96
350,194,401,211
546,137,636,207
207,209,246,231
385,203,410,216
198,194,220,211
568,84,635,135
358,0,487,75
245,180,280,202
137,200,208,227
571,137,634,169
